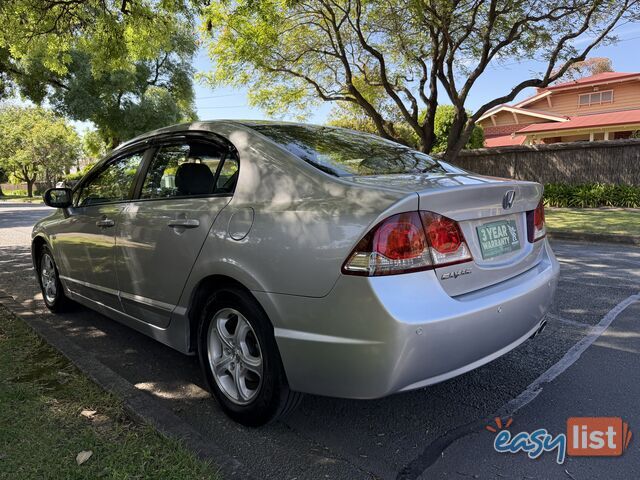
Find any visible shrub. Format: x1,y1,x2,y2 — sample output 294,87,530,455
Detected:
544,183,640,208
64,163,95,183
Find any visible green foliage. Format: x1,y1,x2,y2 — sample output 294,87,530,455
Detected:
544,184,640,208
0,105,81,196
82,130,109,161
200,0,437,148
328,104,484,152
200,0,636,158
4,189,29,196
0,0,199,146
430,106,484,153
327,106,420,149
64,163,95,184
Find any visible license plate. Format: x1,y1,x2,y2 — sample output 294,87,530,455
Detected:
476,219,520,259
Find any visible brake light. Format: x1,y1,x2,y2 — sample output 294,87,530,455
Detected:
421,212,472,266
342,212,432,276
342,211,472,276
527,199,546,242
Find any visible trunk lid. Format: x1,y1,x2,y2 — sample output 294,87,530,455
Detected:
347,172,545,296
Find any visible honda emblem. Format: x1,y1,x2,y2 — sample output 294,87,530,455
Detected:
503,190,516,209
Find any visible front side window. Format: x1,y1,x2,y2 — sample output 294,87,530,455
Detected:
140,141,236,199
76,152,145,207
250,124,447,177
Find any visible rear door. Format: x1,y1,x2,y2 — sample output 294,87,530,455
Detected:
115,136,239,327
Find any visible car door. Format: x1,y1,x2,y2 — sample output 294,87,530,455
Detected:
54,150,146,311
115,136,239,327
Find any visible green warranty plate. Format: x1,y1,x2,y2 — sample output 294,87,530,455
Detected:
476,219,521,259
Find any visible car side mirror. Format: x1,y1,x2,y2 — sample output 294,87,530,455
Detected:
43,188,73,209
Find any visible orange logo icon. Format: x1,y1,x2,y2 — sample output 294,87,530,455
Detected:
567,417,632,456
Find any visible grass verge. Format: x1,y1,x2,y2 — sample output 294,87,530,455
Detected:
0,305,219,480
0,195,43,204
545,208,640,237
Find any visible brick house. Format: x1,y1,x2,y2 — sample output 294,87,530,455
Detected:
477,72,640,147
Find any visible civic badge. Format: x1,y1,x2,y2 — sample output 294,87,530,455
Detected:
502,190,516,209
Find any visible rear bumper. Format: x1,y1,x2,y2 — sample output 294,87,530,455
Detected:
255,240,560,399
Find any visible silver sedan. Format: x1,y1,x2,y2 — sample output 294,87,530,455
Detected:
32,121,559,426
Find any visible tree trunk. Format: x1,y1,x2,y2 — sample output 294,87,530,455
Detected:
26,179,35,197
420,106,437,153
442,108,473,162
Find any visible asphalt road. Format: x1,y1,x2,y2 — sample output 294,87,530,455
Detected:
1,202,639,479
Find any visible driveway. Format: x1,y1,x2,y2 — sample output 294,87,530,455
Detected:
1,203,639,479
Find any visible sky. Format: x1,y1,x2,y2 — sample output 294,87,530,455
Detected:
192,24,640,125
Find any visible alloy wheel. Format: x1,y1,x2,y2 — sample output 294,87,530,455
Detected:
207,308,263,405
40,253,57,304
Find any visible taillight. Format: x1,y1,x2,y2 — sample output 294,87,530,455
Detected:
342,212,432,276
420,212,472,266
342,211,472,276
527,199,546,242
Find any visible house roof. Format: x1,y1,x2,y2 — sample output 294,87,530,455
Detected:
513,90,551,108
546,72,640,91
484,134,527,147
477,105,568,123
516,108,640,135
490,72,640,114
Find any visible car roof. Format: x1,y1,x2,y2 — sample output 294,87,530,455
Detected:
113,119,325,152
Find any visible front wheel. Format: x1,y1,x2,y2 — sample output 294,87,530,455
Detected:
38,245,72,312
197,288,302,426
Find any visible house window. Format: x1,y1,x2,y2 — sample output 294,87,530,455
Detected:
578,90,613,106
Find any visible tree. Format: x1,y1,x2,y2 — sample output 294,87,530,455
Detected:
82,130,109,162
0,0,199,147
0,106,81,197
0,166,7,196
48,48,197,147
201,0,639,160
327,101,422,149
556,57,614,81
327,104,484,151
431,105,483,153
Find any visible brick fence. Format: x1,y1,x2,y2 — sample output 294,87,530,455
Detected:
448,138,640,185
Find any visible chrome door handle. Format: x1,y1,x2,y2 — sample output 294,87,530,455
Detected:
167,219,200,229
96,218,115,228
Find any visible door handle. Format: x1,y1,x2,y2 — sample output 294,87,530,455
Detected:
167,219,200,229
96,218,115,228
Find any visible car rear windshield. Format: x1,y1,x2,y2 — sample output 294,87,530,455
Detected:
250,124,447,177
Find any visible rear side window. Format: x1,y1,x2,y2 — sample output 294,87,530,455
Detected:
76,152,144,207
140,141,238,199
251,124,447,177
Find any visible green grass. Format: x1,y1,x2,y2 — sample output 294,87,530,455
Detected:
0,306,220,480
0,194,43,203
545,208,640,237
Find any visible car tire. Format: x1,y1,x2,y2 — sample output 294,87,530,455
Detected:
38,245,72,312
197,287,302,427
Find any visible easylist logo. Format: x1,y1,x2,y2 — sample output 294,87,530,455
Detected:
488,416,632,464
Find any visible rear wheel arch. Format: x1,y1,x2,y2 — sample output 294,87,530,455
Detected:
187,275,273,353
192,276,301,425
